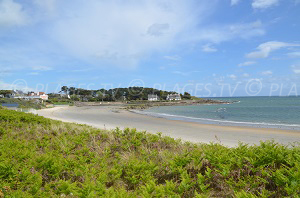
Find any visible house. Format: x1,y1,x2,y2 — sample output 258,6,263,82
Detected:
13,91,49,100
35,92,49,100
148,94,159,101
6,92,16,98
167,94,181,101
27,92,49,100
10,90,25,99
15,90,24,96
39,93,49,100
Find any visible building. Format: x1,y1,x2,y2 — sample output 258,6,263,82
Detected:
28,92,49,100
6,92,16,98
28,92,46,96
13,91,49,100
148,94,159,101
167,94,181,101
39,93,49,100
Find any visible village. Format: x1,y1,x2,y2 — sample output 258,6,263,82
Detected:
0,87,191,106
0,90,48,100
0,87,213,110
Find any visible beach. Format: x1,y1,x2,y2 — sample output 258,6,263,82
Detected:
37,106,300,146
37,105,300,147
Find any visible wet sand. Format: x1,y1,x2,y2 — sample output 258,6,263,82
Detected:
37,106,300,147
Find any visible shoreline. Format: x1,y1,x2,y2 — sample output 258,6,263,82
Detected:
37,105,300,147
122,99,232,110
131,108,300,131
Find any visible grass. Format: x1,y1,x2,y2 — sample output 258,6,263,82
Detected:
0,108,299,197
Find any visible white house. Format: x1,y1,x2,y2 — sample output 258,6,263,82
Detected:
28,92,49,100
148,94,159,101
167,94,181,101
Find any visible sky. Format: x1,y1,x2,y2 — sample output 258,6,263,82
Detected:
0,0,300,97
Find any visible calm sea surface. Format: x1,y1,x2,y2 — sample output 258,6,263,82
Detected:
140,96,300,130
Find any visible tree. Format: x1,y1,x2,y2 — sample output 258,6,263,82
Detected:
0,90,13,97
96,90,107,101
182,92,192,100
69,87,76,95
61,86,68,94
77,89,91,96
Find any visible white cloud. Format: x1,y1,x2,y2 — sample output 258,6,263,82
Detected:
0,0,28,27
291,65,300,74
192,20,265,43
0,80,33,92
293,69,300,74
33,0,57,13
246,41,300,59
27,72,39,75
231,0,241,6
287,51,300,58
48,1,264,68
51,0,217,68
261,70,273,75
31,66,53,71
202,44,217,52
238,61,256,67
0,1,268,70
252,0,279,9
172,70,200,76
147,23,170,37
228,74,237,80
271,17,281,24
228,20,265,39
71,68,92,73
243,73,250,77
164,55,181,61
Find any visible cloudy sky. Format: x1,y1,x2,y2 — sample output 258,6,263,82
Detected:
0,0,300,96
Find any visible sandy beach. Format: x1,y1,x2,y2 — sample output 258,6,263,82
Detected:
37,105,300,147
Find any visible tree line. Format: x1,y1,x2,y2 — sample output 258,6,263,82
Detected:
53,86,192,101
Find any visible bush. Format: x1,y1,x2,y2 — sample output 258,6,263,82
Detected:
0,98,44,109
0,108,299,197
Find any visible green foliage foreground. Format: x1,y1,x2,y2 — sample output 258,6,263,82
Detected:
0,108,299,197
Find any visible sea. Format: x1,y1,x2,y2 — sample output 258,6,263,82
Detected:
137,96,300,130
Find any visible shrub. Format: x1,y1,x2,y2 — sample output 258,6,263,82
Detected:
0,108,299,197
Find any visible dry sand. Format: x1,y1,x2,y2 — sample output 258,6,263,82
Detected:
37,106,300,147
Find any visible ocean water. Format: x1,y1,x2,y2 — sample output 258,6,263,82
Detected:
139,96,300,130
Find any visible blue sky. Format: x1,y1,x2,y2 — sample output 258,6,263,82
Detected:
0,0,300,96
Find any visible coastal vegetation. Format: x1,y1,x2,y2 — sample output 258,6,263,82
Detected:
0,98,45,109
1,108,299,197
0,90,13,97
0,87,225,111
51,86,192,102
